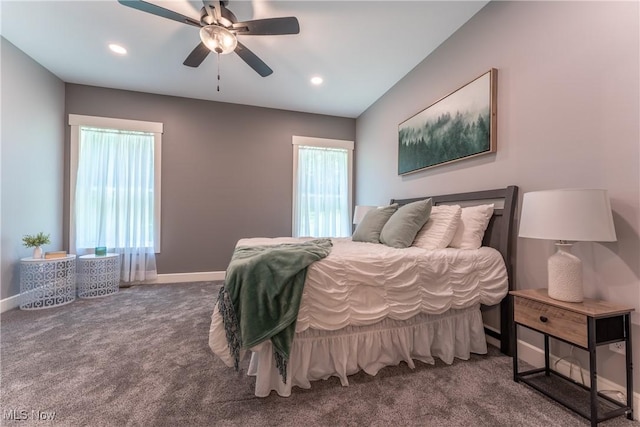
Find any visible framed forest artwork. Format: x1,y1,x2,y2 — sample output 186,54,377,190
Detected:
398,68,497,175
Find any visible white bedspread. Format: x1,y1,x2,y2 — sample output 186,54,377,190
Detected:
234,237,508,332
209,237,508,378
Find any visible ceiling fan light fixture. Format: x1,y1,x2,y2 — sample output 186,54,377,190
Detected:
200,25,237,54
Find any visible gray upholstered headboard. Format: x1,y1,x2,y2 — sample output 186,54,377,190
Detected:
391,185,519,355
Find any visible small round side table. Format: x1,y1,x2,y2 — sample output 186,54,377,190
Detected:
77,253,121,299
20,255,76,310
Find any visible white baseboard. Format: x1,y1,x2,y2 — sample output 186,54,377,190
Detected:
0,271,226,313
0,293,21,313
486,334,500,349
149,271,225,284
516,339,637,419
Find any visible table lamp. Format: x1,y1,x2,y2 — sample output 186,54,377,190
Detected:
518,189,617,302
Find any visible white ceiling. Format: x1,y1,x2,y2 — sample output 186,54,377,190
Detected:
0,1,488,118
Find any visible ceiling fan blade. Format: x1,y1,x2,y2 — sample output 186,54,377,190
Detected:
118,0,201,28
234,41,273,77
232,17,300,35
183,42,211,68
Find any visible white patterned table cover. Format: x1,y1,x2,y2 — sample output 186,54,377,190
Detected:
77,254,121,299
20,256,76,310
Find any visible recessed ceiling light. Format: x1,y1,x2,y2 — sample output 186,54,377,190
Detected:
109,44,127,55
310,76,323,86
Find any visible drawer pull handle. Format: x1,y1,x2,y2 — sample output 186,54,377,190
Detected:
539,316,548,323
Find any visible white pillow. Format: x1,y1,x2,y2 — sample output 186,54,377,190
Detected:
412,205,462,250
449,204,495,249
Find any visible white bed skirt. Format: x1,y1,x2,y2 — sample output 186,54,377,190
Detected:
246,304,488,397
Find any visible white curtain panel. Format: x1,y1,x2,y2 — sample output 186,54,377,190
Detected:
296,146,350,237
75,128,157,282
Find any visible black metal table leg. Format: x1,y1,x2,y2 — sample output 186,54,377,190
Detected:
544,334,550,376
625,313,634,420
588,317,598,427
513,323,519,382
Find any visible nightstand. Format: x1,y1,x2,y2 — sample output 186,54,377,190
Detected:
511,288,634,426
20,255,76,309
77,253,121,298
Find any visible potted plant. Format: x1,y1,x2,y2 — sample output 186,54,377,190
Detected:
22,232,51,259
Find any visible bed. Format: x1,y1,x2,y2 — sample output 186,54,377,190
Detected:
209,185,518,397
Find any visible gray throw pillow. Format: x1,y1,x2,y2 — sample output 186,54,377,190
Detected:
352,204,398,243
380,199,433,248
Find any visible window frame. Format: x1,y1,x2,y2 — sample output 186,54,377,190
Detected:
292,135,354,237
68,114,163,253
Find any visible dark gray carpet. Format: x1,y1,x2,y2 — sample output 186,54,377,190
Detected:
1,281,637,426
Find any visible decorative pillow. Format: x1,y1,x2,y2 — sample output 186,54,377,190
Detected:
449,204,495,249
412,205,462,250
380,199,432,248
352,204,398,243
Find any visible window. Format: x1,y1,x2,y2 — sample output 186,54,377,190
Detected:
69,115,162,282
292,136,354,238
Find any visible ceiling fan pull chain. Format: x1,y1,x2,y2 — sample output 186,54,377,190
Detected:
217,52,221,92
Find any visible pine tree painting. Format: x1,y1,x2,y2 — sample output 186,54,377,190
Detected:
398,70,496,175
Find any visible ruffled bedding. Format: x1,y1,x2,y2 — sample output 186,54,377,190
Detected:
231,237,507,331
209,237,508,381
246,305,487,397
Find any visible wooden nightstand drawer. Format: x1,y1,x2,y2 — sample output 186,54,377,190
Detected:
514,296,587,347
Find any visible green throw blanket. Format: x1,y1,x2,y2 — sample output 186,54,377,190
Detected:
217,238,332,383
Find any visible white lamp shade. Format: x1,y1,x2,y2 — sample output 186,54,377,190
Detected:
353,205,376,225
519,189,616,242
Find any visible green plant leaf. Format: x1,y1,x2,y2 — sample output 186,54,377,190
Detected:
22,232,51,248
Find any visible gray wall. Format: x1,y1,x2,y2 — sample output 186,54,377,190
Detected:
0,38,66,299
355,1,639,390
64,84,355,275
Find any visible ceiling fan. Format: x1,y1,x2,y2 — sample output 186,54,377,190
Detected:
117,0,300,77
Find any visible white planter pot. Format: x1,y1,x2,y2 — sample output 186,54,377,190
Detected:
33,246,43,259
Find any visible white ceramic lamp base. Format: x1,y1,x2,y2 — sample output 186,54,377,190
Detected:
547,243,583,302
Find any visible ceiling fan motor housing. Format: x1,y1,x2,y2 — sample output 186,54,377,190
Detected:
200,1,236,27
